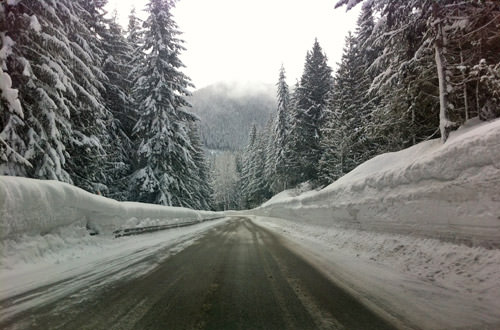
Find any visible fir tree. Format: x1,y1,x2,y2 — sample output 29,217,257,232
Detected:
127,7,144,46
128,0,197,206
126,7,145,106
261,114,275,195
336,0,500,143
64,0,111,192
288,39,332,185
100,13,135,199
319,33,365,184
239,124,257,208
1,1,81,183
245,127,272,208
270,65,291,193
210,151,239,211
186,122,214,210
233,152,244,209
0,4,28,175
101,14,134,135
353,3,383,151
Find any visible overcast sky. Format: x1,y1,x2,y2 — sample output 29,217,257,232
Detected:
105,0,360,90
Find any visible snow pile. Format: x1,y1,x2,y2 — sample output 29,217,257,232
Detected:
255,215,500,329
0,175,226,321
0,176,219,239
246,118,500,328
257,216,500,299
0,219,228,321
254,118,500,246
261,181,319,207
0,176,220,267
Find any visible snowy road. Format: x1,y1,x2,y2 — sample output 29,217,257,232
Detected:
0,217,396,330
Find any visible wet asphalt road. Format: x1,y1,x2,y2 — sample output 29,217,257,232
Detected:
2,217,397,330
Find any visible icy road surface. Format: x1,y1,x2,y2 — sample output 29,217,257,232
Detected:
0,217,395,330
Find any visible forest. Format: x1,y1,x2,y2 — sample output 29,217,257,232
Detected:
188,82,275,151
0,0,213,209
1,0,500,211
234,0,500,209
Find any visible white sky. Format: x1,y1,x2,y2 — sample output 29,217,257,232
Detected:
105,0,360,90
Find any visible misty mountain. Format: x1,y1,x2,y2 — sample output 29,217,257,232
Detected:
188,82,276,151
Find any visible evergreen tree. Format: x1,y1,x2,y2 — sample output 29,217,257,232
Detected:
353,3,384,153
288,39,332,185
100,13,135,199
60,0,111,192
187,122,214,210
126,7,145,106
283,82,301,186
336,0,500,143
269,65,291,193
101,14,134,134
1,0,216,208
233,152,244,209
319,33,365,184
244,127,272,208
239,124,257,208
0,1,100,185
210,151,239,211
127,7,144,46
366,1,437,150
128,0,197,206
261,114,274,197
238,123,272,208
433,2,500,123
0,4,28,175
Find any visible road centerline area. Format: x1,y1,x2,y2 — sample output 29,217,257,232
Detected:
1,217,397,330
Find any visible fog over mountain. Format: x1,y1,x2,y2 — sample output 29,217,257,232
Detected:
188,82,276,151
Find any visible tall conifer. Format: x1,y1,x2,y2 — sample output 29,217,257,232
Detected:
128,0,197,206
289,39,332,184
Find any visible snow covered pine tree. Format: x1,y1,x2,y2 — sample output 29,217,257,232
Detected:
128,0,210,208
288,39,333,185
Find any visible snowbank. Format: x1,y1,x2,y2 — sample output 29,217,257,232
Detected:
243,119,500,329
0,176,226,322
253,118,500,247
0,176,220,240
0,218,228,321
254,215,500,329
250,120,500,246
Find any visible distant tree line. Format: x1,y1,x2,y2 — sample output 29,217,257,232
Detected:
238,0,500,209
0,0,213,209
188,83,275,151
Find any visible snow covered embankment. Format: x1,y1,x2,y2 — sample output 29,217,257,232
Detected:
0,176,220,240
0,176,221,269
254,118,500,247
244,119,500,329
0,177,226,322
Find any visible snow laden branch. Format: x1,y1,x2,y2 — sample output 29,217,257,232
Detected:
335,0,500,143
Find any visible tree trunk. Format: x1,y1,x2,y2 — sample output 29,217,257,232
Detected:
434,18,452,143
411,104,416,145
459,45,469,121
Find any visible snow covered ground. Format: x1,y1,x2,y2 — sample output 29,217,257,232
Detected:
0,219,228,322
256,118,500,247
0,176,221,241
241,118,500,329
251,215,500,329
0,176,226,321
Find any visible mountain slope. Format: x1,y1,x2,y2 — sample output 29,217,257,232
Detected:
188,82,276,150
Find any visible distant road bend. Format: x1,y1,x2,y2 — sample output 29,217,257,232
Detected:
2,217,397,330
